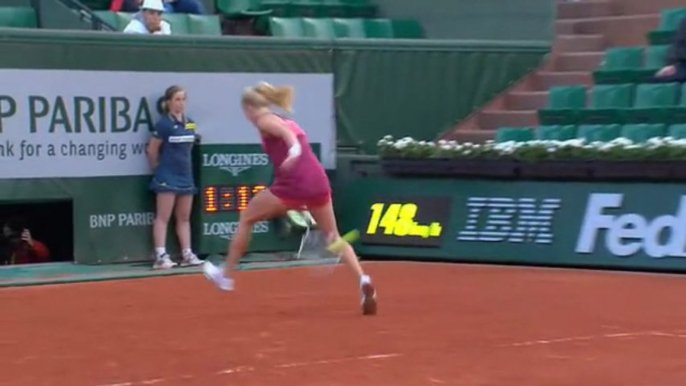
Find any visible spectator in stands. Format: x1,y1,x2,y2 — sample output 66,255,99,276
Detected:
123,0,171,35
162,0,205,15
111,0,143,13
112,0,204,14
0,218,50,265
654,17,686,83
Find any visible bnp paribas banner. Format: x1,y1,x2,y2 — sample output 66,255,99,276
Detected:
338,177,686,273
0,69,335,179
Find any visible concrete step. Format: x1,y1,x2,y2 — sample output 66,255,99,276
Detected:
478,110,538,131
571,14,660,47
442,129,496,143
555,20,577,35
557,0,618,20
506,91,549,111
534,71,593,90
555,34,605,53
555,51,604,72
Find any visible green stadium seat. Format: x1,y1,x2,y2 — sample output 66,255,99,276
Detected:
340,0,377,18
535,125,578,141
364,18,393,38
301,17,335,38
620,124,667,143
662,83,686,124
648,8,686,46
320,0,351,18
538,86,587,125
578,84,634,124
188,14,222,35
287,0,324,17
333,18,365,38
391,19,424,39
94,11,133,31
495,127,535,143
163,14,191,35
217,0,272,17
668,124,686,138
622,83,679,123
577,124,622,143
593,47,644,84
645,45,670,70
0,7,37,28
268,17,304,37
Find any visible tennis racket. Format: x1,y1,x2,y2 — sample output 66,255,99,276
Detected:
296,229,360,277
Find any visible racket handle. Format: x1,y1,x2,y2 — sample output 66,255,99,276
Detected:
327,229,360,254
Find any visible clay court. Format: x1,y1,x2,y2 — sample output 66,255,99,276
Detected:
2,262,686,386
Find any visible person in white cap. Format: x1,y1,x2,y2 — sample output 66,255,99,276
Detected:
123,0,172,35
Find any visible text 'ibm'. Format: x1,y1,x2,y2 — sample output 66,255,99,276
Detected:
457,197,562,244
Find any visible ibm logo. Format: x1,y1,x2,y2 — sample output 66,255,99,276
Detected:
457,197,562,244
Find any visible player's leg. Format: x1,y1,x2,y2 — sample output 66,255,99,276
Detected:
203,189,287,290
308,200,377,315
225,189,288,275
174,194,202,266
153,192,177,269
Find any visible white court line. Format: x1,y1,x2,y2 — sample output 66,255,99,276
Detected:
96,353,401,386
502,330,686,348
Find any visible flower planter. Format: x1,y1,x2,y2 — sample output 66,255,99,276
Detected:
380,158,517,179
518,161,592,181
591,161,673,181
669,162,686,181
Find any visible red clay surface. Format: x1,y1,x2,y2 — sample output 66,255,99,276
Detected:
1,262,686,386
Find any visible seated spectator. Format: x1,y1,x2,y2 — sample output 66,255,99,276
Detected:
111,0,204,14
111,0,142,12
0,218,50,265
654,16,686,83
123,0,172,35
163,0,205,14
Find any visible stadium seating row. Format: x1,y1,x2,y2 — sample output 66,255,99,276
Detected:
95,11,222,35
0,7,37,28
593,46,668,84
268,17,423,38
219,0,378,18
496,124,686,143
538,83,686,125
648,7,686,45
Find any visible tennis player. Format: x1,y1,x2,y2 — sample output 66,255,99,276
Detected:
203,82,377,315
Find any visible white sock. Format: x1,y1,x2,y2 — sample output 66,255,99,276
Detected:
182,248,193,257
360,274,371,285
155,247,167,259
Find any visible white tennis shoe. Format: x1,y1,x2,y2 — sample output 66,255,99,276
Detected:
180,252,203,267
203,261,234,291
153,254,177,270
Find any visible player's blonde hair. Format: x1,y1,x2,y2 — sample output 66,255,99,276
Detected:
242,81,294,113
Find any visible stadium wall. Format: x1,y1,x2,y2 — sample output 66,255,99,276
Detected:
335,156,686,274
373,0,556,42
0,29,546,264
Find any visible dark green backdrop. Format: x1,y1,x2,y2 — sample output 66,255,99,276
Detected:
0,29,548,154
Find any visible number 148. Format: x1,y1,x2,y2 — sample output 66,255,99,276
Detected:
366,203,418,236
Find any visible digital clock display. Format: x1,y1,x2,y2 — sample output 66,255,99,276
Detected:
360,197,452,247
203,184,267,213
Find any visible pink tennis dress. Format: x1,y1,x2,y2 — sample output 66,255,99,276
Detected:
261,116,331,209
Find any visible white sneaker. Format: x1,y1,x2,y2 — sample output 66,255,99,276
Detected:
153,254,177,270
203,261,234,291
180,252,203,267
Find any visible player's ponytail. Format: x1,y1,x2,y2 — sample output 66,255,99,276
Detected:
244,82,294,113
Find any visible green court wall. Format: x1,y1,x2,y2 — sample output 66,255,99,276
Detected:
0,29,547,264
